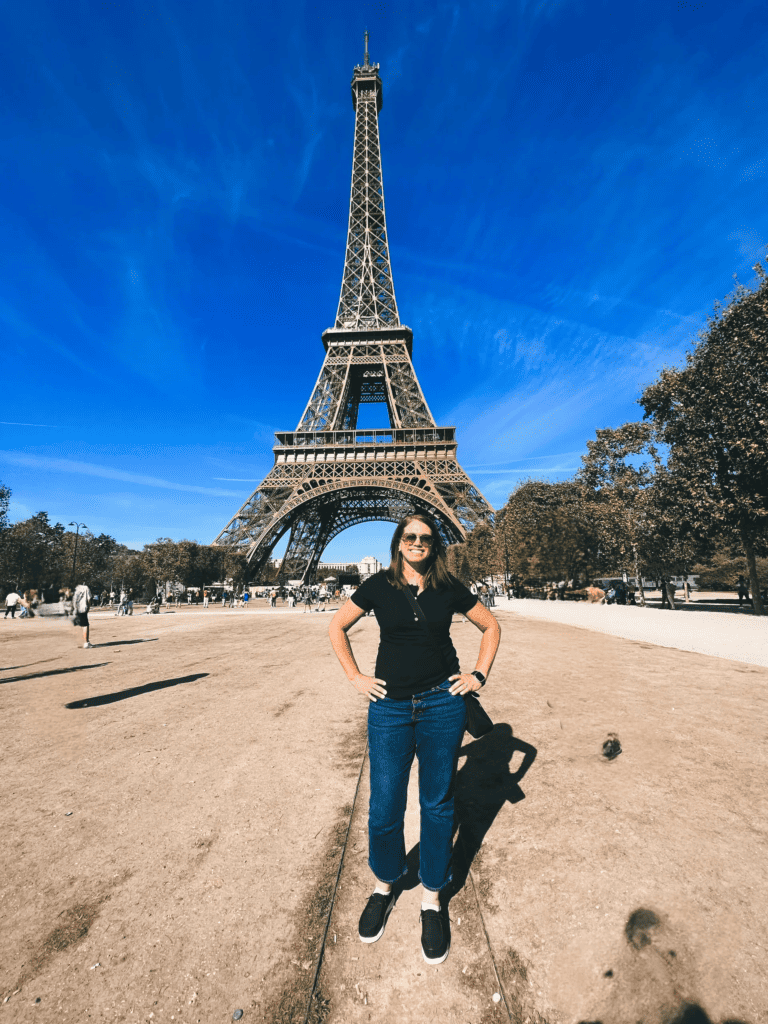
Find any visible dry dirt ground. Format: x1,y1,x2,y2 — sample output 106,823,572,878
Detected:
1,605,766,1024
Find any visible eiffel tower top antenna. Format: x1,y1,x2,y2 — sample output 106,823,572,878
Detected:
333,31,399,333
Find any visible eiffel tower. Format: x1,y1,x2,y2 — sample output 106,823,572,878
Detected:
214,36,493,581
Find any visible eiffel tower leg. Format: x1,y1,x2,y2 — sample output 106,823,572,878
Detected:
277,511,331,585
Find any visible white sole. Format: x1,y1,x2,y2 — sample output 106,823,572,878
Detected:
358,897,395,943
421,942,450,965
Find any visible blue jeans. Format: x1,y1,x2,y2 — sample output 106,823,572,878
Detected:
367,679,467,892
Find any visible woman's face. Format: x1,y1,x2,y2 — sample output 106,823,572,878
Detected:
399,519,434,569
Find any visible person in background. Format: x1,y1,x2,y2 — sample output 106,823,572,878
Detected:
73,581,93,648
3,590,21,618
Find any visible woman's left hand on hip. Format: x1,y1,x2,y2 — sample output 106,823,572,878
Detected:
448,673,482,695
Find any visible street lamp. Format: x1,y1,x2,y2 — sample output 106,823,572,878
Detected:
69,522,87,585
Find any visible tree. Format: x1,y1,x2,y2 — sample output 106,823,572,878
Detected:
59,530,121,590
0,482,9,532
446,543,473,584
641,265,768,614
220,546,248,590
577,423,663,604
464,521,499,582
498,479,600,584
0,513,67,594
112,547,151,598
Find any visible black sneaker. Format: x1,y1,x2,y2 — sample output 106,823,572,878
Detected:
358,890,396,943
420,905,450,964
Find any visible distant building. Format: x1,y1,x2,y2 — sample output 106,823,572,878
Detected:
267,556,381,580
358,556,382,579
268,558,349,571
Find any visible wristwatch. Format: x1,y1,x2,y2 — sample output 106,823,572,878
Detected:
470,670,486,686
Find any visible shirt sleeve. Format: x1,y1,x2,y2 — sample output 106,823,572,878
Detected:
350,575,377,612
450,574,479,614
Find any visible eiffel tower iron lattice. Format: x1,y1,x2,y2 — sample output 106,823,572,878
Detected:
213,38,494,582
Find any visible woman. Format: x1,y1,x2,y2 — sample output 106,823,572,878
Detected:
328,513,501,965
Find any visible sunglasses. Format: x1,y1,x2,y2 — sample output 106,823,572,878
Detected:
402,532,434,546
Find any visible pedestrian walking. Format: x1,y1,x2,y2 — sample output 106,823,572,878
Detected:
328,513,501,966
736,575,750,607
243,589,250,609
303,590,313,613
3,590,21,618
73,582,93,648
203,589,209,608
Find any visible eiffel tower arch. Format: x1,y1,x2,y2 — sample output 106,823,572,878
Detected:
214,37,494,582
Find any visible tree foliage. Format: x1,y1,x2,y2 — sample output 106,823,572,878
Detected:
446,543,473,584
498,479,600,583
465,521,500,581
0,482,9,533
0,501,250,599
641,265,768,612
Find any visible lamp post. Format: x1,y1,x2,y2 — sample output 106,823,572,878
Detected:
69,522,87,586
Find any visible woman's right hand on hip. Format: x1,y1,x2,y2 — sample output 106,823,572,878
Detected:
351,673,388,701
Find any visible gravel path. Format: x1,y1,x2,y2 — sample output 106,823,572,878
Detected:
499,596,768,667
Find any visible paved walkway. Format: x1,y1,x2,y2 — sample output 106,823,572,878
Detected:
498,596,768,667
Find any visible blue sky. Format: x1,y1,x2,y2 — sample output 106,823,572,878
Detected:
2,0,767,565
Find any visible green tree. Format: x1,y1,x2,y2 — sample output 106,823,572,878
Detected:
60,530,121,591
0,482,9,532
464,520,499,582
0,513,67,593
641,265,768,614
446,543,473,584
220,546,248,590
108,547,149,598
190,544,223,589
142,538,187,589
498,479,600,585
578,423,663,605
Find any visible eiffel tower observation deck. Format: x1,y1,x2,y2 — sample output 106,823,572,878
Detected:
214,36,494,582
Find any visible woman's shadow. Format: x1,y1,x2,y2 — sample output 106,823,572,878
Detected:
399,724,537,901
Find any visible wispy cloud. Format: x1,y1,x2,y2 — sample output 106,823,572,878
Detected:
469,466,580,475
465,451,584,469
0,452,240,497
0,421,61,428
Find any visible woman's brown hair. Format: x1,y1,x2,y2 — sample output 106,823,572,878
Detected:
385,513,454,591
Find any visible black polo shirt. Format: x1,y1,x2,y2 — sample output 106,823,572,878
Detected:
351,570,478,700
